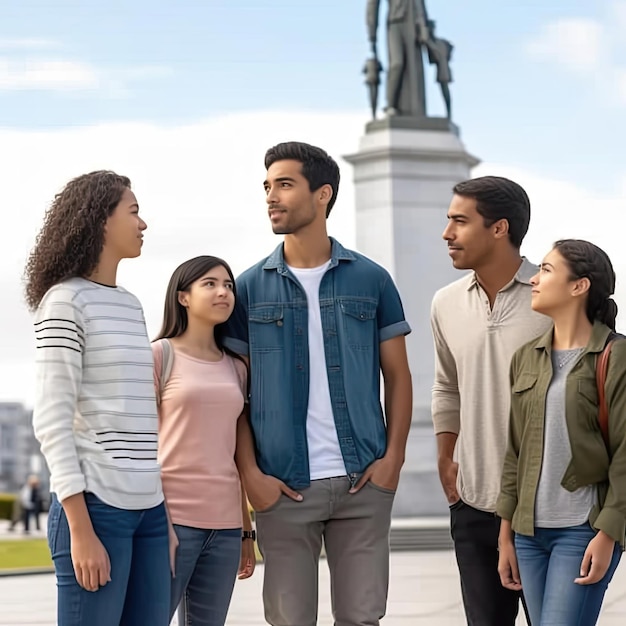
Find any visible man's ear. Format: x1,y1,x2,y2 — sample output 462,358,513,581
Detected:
493,218,510,240
318,184,333,207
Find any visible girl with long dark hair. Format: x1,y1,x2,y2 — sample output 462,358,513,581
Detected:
153,255,255,626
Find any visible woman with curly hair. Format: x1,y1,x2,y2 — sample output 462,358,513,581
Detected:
24,171,170,626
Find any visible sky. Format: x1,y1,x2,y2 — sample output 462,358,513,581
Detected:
1,0,625,406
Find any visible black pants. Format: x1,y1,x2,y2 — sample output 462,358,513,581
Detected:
22,507,40,532
450,500,528,625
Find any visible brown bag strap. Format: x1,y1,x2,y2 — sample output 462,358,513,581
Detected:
596,339,616,450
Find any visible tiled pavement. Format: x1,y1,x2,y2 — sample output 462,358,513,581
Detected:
2,518,626,625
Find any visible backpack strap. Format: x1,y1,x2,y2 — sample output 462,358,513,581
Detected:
156,338,175,406
596,331,624,452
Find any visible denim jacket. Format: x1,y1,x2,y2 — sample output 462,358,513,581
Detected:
223,238,411,489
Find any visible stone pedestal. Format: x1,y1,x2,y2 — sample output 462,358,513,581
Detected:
343,122,479,516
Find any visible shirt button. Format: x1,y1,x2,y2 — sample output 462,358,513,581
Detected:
277,320,283,327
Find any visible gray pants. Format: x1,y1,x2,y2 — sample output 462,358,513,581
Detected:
255,476,395,626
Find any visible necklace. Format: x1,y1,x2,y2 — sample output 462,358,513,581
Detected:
555,348,584,369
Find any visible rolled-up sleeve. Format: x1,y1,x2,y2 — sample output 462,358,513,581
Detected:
377,274,411,343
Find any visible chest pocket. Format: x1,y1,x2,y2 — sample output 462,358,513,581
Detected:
512,372,539,418
249,305,284,352
339,299,377,350
577,379,600,432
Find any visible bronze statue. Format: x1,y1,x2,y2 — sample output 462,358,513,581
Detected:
366,0,454,121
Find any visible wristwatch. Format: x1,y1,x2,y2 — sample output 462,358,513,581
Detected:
242,530,256,541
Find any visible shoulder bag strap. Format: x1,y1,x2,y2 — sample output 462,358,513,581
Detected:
596,339,616,451
156,338,174,406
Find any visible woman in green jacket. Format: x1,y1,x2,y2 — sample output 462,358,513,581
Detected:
496,239,625,626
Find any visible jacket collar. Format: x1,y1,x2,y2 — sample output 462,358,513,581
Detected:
533,320,613,355
263,237,356,272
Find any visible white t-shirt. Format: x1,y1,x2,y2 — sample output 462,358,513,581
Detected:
288,262,346,480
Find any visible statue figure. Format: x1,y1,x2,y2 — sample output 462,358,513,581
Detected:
366,0,430,118
424,20,453,119
365,1,455,122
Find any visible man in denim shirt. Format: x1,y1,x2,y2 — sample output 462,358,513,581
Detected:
224,141,412,626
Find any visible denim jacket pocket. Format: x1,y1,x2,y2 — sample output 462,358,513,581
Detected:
339,298,377,350
249,305,284,352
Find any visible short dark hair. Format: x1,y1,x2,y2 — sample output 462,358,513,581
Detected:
553,239,618,331
264,141,340,217
453,176,530,248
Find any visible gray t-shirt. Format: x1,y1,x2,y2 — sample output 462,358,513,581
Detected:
535,348,597,527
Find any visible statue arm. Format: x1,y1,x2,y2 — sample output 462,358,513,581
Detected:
366,0,381,45
415,0,429,27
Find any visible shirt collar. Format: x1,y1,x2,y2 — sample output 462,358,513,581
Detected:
263,237,356,272
466,257,537,291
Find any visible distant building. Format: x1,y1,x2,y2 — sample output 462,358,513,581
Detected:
0,402,46,493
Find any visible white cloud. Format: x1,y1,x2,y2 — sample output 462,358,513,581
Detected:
0,38,170,94
611,0,626,30
525,18,605,74
0,58,99,90
616,68,626,102
1,110,624,408
524,4,626,104
0,38,59,50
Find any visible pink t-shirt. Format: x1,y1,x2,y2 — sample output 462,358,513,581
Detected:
153,341,246,529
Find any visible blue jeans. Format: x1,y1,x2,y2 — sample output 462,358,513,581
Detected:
48,493,170,626
171,525,242,626
515,523,621,625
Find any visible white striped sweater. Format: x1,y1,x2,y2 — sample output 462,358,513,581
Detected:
33,277,163,509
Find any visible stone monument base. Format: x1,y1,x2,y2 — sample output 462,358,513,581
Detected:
366,115,458,136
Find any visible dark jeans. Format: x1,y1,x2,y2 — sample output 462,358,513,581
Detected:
450,499,524,626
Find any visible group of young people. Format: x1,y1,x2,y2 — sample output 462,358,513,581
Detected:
23,140,626,626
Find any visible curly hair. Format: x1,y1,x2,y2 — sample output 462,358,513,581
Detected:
24,170,131,311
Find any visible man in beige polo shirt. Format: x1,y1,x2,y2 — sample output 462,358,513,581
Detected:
431,176,551,625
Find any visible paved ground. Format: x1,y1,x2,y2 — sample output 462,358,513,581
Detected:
2,519,626,625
